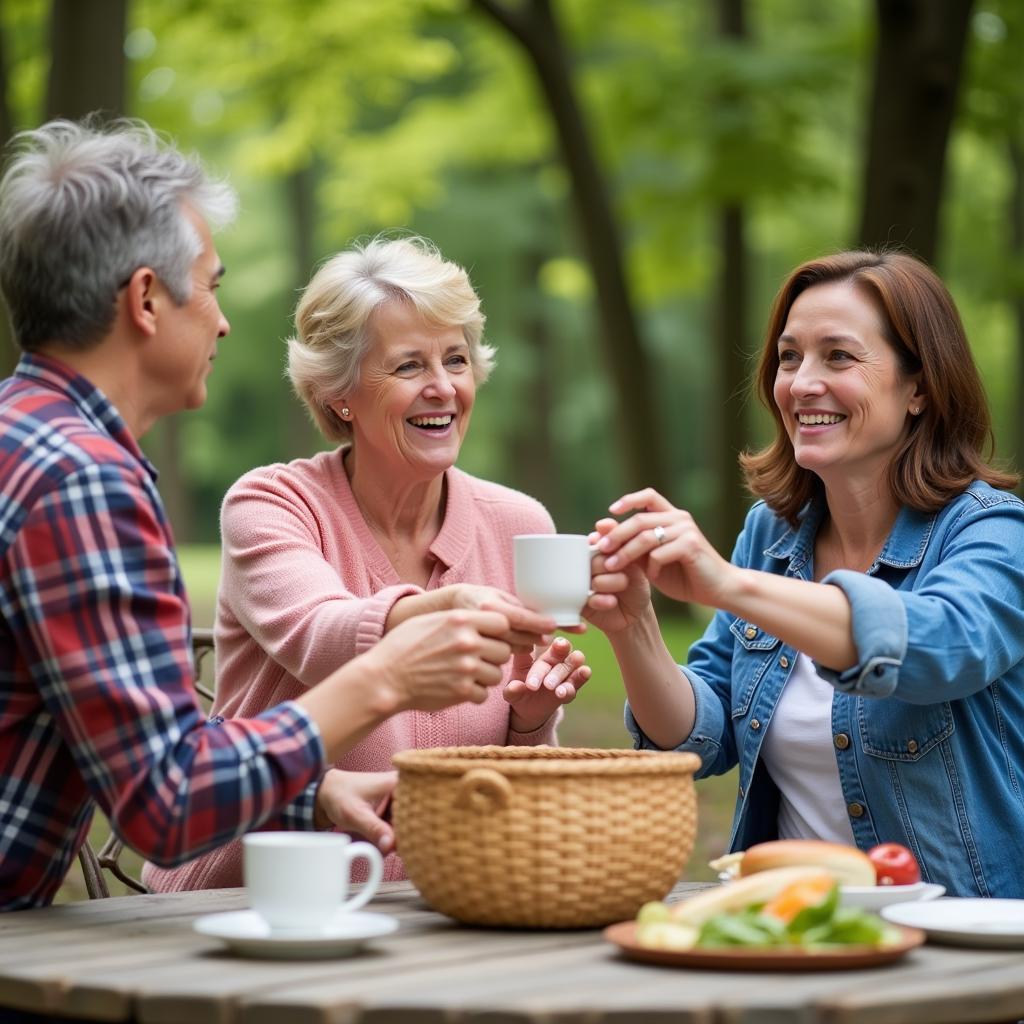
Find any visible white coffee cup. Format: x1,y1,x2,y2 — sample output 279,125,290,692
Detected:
513,533,594,627
242,832,383,934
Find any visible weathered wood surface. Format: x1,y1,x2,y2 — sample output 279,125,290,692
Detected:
0,881,1021,1024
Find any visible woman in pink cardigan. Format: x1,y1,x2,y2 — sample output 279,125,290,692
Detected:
144,236,589,891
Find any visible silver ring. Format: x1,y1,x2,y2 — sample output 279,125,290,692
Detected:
653,525,667,545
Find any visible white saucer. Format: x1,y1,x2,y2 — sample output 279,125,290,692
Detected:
881,898,1024,948
840,881,946,911
193,909,399,959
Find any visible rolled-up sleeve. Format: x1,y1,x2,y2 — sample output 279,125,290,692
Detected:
816,570,907,698
625,665,726,776
818,495,1024,704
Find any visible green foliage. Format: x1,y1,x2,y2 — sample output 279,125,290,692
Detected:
4,0,1021,534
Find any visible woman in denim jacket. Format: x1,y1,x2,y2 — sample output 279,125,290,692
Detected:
588,250,1024,897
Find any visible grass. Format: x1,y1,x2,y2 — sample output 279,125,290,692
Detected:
56,546,738,903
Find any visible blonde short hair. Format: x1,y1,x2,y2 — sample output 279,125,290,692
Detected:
287,235,494,442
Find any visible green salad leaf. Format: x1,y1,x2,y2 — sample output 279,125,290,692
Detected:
697,908,788,948
695,884,898,950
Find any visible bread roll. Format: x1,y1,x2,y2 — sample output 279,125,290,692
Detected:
739,839,876,886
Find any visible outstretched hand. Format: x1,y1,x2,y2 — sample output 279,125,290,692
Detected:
371,609,513,713
503,637,591,733
595,488,735,609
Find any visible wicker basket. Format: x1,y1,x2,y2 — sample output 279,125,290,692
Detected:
392,745,701,928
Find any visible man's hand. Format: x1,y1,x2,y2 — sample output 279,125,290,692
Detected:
314,769,397,854
389,584,555,653
370,609,514,713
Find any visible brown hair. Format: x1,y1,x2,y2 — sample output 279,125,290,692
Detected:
740,250,1017,525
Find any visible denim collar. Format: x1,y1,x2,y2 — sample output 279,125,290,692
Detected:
764,492,936,574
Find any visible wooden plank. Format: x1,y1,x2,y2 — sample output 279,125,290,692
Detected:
239,932,714,1024
2,882,1023,1024
142,928,602,1024
816,957,1024,1024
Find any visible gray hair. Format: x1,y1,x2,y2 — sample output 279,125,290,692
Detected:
0,117,237,351
287,235,495,442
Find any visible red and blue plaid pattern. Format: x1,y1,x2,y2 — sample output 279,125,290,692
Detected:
0,354,324,909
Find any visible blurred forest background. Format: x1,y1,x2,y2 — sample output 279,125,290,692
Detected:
4,0,1024,896
5,0,1022,554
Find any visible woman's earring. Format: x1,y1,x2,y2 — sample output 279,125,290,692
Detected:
341,407,351,418
911,406,921,416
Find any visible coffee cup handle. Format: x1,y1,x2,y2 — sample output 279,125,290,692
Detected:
339,841,384,913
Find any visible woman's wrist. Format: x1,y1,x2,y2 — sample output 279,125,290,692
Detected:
509,708,554,734
607,603,663,656
386,590,440,632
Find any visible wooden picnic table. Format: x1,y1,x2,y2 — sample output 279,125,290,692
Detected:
1,880,1023,1024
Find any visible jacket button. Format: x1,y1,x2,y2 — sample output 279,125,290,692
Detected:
751,719,761,730
779,655,789,669
907,739,919,754
847,802,865,818
744,625,757,639
834,733,850,750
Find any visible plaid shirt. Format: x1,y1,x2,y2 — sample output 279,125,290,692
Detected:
0,354,324,910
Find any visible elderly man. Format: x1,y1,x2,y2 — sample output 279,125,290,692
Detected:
0,119,516,910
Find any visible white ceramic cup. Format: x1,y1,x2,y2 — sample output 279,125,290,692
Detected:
242,832,384,934
513,533,594,627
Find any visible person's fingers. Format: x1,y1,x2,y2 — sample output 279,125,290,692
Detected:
602,519,674,570
470,679,495,704
472,659,505,688
503,606,558,635
557,622,587,635
477,636,513,667
608,488,673,516
504,629,548,650
453,609,513,637
596,511,665,559
590,570,631,593
477,594,556,636
346,801,395,853
571,664,591,687
540,660,573,690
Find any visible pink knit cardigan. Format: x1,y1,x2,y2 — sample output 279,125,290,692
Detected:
144,452,558,891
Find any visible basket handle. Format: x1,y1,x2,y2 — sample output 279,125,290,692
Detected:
455,768,512,814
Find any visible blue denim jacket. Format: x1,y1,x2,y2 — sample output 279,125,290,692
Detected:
626,481,1024,897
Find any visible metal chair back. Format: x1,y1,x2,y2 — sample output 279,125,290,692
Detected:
77,628,216,898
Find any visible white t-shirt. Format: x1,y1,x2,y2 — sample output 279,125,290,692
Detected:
759,652,856,845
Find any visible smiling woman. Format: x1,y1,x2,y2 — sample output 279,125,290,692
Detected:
142,235,591,896
585,249,1024,900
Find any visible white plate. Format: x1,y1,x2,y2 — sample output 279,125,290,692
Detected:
717,872,946,911
881,898,1024,948
193,909,399,959
840,882,946,911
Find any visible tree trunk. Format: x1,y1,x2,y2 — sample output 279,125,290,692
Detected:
857,0,975,262
711,0,751,555
472,0,668,498
149,417,193,543
712,205,750,553
0,6,17,378
511,244,562,524
46,0,127,120
47,0,194,541
1011,139,1024,484
285,165,320,458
